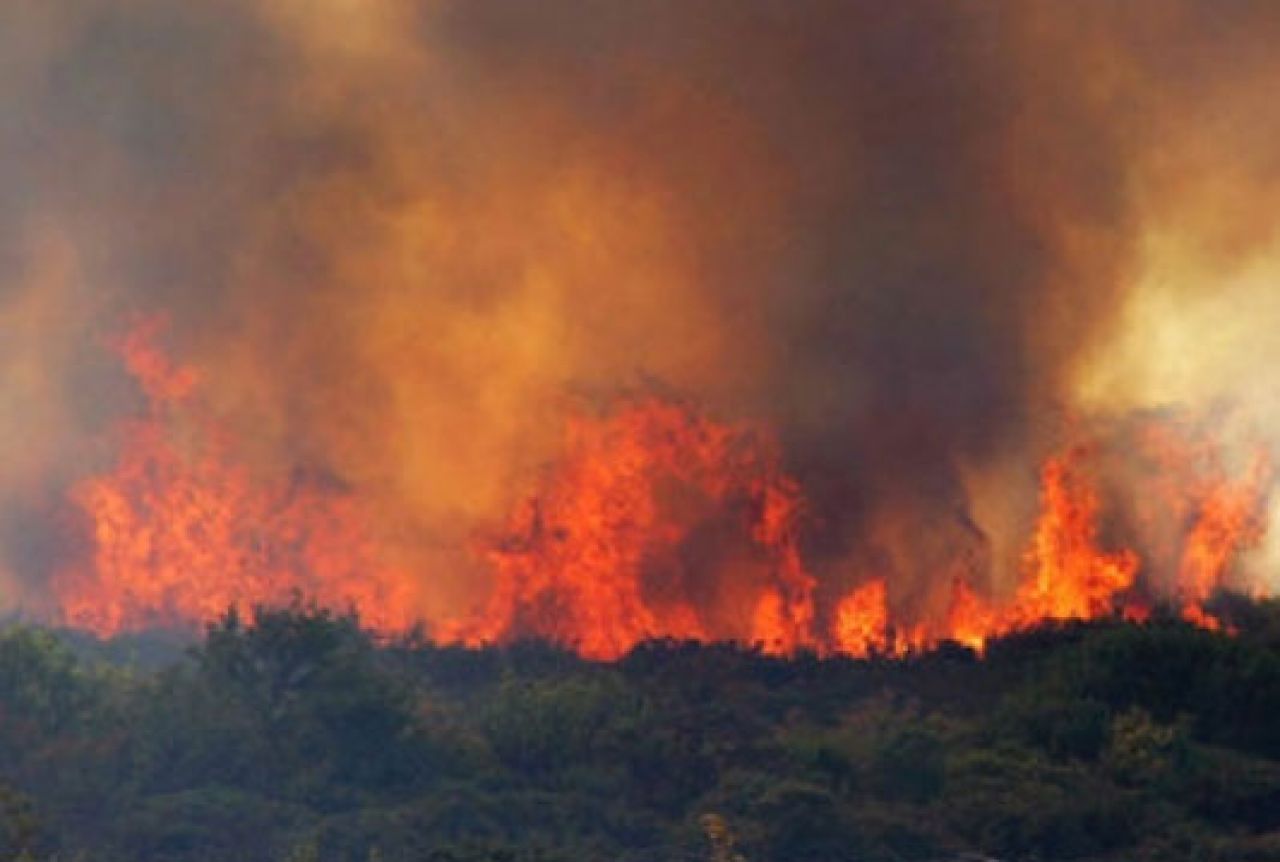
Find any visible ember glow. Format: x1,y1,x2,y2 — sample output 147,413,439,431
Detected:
4,2,1280,658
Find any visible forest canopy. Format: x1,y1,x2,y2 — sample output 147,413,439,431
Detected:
4,600,1280,861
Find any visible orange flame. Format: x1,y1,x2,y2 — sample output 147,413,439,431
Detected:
832,578,889,657
51,321,1274,657
1177,450,1271,625
944,578,1002,652
55,319,417,634
1011,449,1140,625
447,398,815,659
1130,422,1274,627
851,448,1142,656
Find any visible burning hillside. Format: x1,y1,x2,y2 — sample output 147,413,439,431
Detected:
2,2,1280,659
45,320,1274,658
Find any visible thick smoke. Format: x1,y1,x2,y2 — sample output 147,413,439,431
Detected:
3,1,1280,620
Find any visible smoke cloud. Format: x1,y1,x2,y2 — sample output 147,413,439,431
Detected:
3,1,1280,623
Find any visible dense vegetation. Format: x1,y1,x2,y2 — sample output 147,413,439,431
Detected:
4,600,1280,861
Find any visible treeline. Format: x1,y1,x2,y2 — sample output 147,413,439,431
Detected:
4,600,1280,861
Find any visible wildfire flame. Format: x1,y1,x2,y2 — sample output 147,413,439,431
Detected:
833,578,890,658
1177,451,1271,623
49,322,1276,658
55,319,418,634
446,398,815,659
1012,450,1141,625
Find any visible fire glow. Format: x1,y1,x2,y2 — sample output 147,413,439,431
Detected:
55,320,419,636
48,321,1274,659
6,2,1280,664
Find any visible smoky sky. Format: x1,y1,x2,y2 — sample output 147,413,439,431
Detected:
3,0,1279,609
